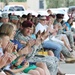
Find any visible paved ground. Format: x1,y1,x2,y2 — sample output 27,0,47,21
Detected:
59,63,75,74
59,51,75,75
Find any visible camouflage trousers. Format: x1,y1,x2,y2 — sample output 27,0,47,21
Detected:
27,56,59,75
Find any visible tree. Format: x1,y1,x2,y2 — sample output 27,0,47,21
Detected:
46,0,60,8
46,0,75,8
0,0,27,6
0,0,4,2
13,0,27,2
4,0,9,5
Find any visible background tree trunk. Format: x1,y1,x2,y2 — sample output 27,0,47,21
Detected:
4,0,9,5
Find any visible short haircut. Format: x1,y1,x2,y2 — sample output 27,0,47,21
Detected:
22,14,27,18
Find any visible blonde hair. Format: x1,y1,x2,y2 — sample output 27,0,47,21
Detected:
0,23,14,37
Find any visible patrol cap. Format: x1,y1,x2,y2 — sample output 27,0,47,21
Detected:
10,15,19,20
2,13,8,18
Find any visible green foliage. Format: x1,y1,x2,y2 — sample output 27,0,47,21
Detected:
13,0,27,2
46,0,75,8
46,0,60,8
0,0,27,6
0,0,27,2
0,0,4,2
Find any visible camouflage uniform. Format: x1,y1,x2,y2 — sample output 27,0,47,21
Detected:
15,31,59,75
54,20,75,49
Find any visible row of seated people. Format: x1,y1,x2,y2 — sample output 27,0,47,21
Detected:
0,12,75,75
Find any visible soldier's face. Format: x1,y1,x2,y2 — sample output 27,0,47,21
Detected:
23,27,32,36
